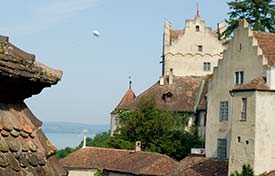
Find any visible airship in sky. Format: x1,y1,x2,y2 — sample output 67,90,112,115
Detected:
93,30,100,37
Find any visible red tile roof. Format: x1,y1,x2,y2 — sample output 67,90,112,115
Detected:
118,76,207,113
60,147,178,176
231,77,271,92
0,35,62,84
0,34,66,175
178,156,228,176
253,31,275,66
116,89,136,109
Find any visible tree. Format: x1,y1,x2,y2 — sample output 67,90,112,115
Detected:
55,131,111,159
109,99,203,160
224,0,275,38
230,164,254,176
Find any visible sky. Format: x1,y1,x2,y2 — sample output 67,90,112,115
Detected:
0,0,229,125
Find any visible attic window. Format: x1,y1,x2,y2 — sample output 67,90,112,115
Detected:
162,92,173,103
196,25,200,32
198,45,203,52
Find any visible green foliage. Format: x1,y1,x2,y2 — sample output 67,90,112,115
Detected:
109,99,203,160
55,147,76,159
230,164,254,176
55,131,111,159
223,0,275,37
94,168,104,176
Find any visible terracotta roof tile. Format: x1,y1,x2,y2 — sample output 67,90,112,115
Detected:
232,77,271,92
0,34,66,175
116,89,136,109
178,156,228,176
0,102,66,176
0,35,62,85
118,76,206,112
253,31,275,66
61,147,178,176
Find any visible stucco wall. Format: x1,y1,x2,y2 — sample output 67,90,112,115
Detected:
229,91,256,175
67,169,96,176
163,15,224,77
206,20,265,159
254,91,275,175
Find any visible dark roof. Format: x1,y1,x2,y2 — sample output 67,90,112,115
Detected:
231,77,271,92
118,76,207,113
178,156,228,176
61,147,178,176
0,35,62,85
253,31,275,66
0,102,66,176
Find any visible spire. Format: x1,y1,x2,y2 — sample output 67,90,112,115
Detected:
129,76,132,89
196,2,200,16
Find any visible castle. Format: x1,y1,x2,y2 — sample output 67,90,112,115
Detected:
111,11,275,176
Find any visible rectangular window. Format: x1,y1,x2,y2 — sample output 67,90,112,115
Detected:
219,101,228,122
217,138,227,159
203,62,211,71
235,71,244,85
198,45,203,52
241,98,247,121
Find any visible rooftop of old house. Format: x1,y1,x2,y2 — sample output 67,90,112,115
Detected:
61,146,178,176
0,34,66,176
116,76,208,113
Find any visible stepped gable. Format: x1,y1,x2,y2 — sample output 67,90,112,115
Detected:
61,147,178,176
0,35,66,176
118,76,206,112
253,31,275,66
178,156,228,176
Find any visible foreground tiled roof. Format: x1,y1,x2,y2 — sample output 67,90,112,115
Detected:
61,147,178,176
178,156,228,176
253,31,275,66
231,77,271,92
0,34,66,175
118,76,207,112
0,35,62,84
0,102,66,176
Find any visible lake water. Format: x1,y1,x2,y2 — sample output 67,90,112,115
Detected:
45,133,95,150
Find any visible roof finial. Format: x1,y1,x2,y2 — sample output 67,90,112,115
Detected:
196,2,200,16
129,76,132,89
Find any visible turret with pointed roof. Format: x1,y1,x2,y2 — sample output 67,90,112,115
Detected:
110,80,136,135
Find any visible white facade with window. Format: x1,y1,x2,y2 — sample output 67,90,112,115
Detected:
162,14,225,77
206,20,265,162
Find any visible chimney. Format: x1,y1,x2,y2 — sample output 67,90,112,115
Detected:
82,129,88,148
169,68,173,85
160,76,164,86
135,141,141,152
266,67,275,89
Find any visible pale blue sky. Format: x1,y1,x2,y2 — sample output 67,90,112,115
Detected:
0,0,229,125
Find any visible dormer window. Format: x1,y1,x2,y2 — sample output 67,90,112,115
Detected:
198,45,203,52
196,25,200,32
162,92,173,103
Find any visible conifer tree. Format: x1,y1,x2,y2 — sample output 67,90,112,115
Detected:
224,0,275,37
